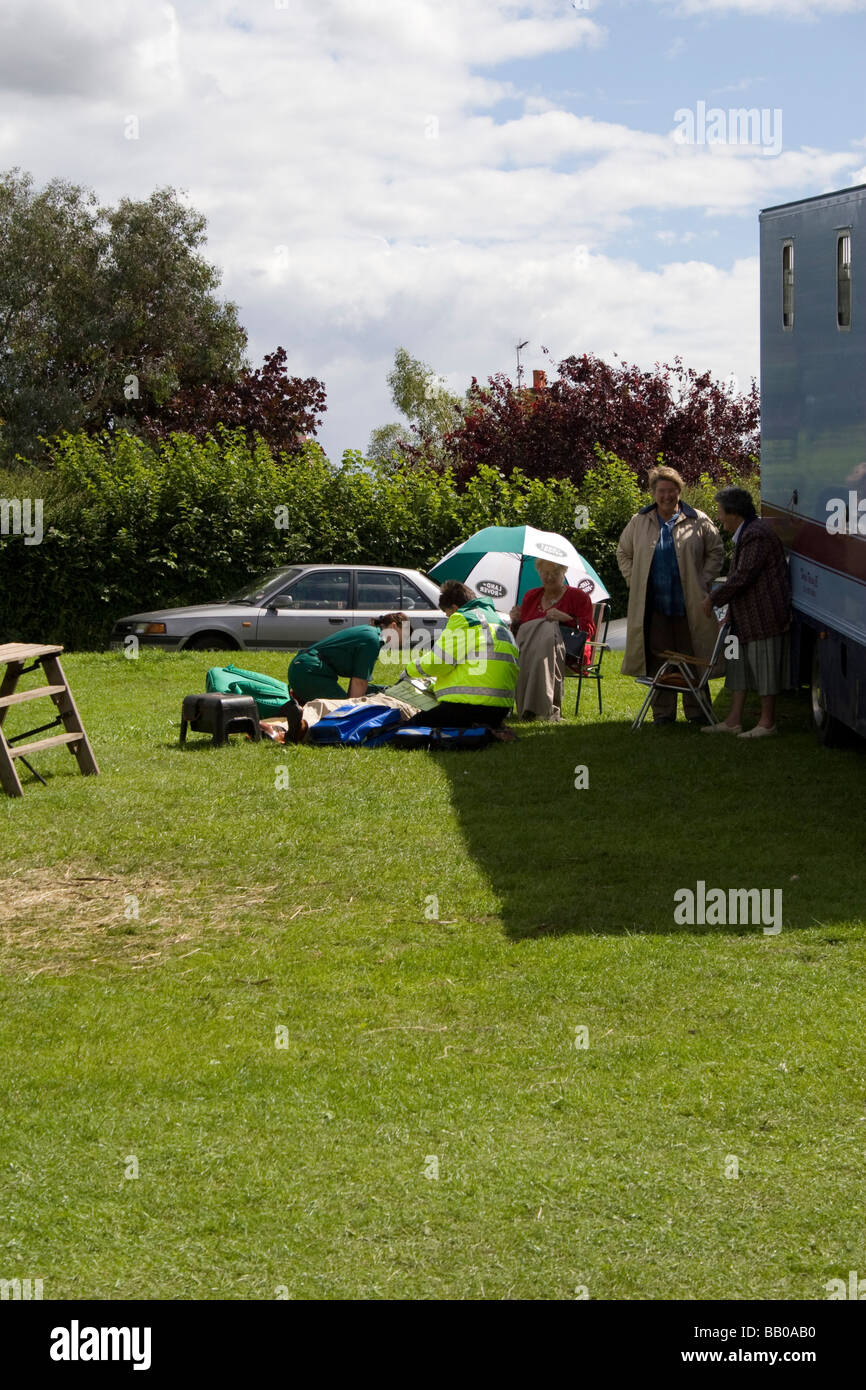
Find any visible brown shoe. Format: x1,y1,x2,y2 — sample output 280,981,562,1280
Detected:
280,699,305,743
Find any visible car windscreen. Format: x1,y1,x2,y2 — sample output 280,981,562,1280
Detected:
225,567,303,604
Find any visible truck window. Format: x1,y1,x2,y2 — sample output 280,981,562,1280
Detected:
782,240,794,330
837,231,851,329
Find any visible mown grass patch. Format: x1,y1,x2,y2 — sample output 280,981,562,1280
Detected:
0,648,864,1299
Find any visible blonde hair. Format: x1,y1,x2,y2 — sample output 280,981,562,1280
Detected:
648,465,684,493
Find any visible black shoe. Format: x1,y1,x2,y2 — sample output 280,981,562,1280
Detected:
687,715,711,726
653,716,676,726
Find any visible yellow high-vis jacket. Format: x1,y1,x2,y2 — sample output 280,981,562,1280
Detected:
408,598,518,707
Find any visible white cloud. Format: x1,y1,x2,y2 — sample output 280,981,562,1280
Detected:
0,0,858,458
0,0,180,99
314,0,605,65
242,240,762,458
656,229,699,243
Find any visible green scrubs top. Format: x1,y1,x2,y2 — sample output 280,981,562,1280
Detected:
288,624,383,703
302,625,382,678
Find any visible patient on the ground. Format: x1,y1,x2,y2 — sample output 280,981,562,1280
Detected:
261,678,436,744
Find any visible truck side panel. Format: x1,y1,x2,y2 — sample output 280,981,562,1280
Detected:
760,187,866,738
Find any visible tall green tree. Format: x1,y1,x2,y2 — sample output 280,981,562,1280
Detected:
368,345,465,468
0,169,248,463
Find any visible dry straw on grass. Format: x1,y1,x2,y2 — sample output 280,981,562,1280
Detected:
0,865,282,977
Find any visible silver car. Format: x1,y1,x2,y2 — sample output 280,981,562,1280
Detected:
109,564,447,651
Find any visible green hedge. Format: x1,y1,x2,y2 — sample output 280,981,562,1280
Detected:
0,431,756,650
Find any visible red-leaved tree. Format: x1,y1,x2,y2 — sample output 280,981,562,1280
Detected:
139,347,326,453
444,352,759,486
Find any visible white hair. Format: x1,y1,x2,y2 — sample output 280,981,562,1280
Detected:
535,559,568,578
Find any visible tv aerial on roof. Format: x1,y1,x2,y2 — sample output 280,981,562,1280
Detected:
515,340,529,389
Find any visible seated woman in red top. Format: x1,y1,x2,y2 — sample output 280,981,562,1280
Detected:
509,559,595,722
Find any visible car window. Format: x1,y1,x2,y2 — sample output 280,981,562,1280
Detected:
282,570,351,609
226,567,303,603
401,577,432,610
356,571,404,610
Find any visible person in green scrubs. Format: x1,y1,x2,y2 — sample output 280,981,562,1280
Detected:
288,612,407,705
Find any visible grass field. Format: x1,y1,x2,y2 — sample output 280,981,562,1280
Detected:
1,647,865,1300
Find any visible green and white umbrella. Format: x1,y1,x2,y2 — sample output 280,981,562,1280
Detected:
429,526,609,611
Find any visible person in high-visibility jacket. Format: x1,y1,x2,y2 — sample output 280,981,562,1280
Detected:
402,580,518,727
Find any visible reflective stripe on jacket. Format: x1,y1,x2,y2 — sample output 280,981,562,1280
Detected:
409,599,518,706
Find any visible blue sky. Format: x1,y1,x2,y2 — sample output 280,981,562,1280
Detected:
1,0,865,459
488,1,866,268
528,10,860,213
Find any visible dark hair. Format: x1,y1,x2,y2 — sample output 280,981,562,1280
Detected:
714,486,758,522
372,612,408,629
438,580,474,612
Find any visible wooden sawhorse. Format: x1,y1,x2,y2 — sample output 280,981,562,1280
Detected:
0,644,99,797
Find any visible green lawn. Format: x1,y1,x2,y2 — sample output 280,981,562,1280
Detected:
1,648,864,1300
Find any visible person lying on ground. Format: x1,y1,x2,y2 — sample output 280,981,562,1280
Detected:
261,690,420,744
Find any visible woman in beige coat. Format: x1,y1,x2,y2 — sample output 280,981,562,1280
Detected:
616,466,724,724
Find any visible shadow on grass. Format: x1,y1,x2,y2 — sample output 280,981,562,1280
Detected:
172,737,258,753
439,691,865,939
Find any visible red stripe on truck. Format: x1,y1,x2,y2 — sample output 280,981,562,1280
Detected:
761,502,866,586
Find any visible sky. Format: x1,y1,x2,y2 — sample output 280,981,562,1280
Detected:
2,0,865,461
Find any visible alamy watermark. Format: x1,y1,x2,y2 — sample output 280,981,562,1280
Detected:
50,1322,151,1370
673,101,782,157
825,1270,866,1299
0,497,43,545
825,493,866,536
378,624,497,673
674,881,782,934
0,1276,43,1300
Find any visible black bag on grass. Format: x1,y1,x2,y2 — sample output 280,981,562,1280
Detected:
387,725,494,751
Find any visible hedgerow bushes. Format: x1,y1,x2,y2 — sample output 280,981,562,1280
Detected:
0,431,758,649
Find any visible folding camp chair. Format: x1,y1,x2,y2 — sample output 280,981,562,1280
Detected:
631,623,728,730
563,600,611,716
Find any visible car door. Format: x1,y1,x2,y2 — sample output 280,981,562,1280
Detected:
352,571,443,633
351,570,407,675
352,570,405,625
253,568,354,648
351,570,444,672
398,574,445,638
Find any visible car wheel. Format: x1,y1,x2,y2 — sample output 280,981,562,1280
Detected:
185,632,239,652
